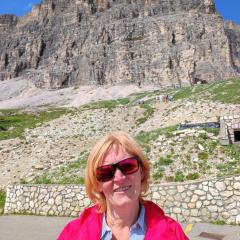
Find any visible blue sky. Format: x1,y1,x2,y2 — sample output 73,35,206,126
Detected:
0,0,42,16
0,0,239,25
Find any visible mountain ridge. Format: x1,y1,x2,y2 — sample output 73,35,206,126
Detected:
0,0,239,90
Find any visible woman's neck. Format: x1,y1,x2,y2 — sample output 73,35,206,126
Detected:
106,201,140,228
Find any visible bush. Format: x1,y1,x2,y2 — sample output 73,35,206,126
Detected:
31,151,88,185
198,152,208,160
153,172,164,180
165,176,175,182
158,156,173,166
174,171,185,182
136,103,155,125
186,172,200,180
0,190,6,215
211,220,226,225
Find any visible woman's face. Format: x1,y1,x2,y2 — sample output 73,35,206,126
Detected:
99,146,142,210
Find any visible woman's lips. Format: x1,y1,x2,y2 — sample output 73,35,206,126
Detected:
114,185,131,192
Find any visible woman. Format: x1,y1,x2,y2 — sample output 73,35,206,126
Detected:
58,131,189,240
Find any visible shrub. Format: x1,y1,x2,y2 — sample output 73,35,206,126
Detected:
211,220,226,225
199,133,208,140
165,176,175,182
31,151,88,185
153,172,164,180
136,103,155,125
174,171,185,182
0,190,6,215
158,156,173,166
198,152,208,160
186,172,200,180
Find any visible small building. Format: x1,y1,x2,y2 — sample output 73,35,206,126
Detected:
220,114,240,145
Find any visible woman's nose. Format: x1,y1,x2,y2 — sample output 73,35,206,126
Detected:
113,168,126,181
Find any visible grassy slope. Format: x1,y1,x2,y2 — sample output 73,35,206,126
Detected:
173,78,240,103
1,78,240,185
0,108,71,140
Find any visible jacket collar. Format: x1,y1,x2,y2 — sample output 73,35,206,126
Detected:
82,200,165,239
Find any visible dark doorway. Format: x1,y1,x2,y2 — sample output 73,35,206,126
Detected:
234,129,240,142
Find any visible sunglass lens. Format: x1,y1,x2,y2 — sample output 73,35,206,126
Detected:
96,165,114,182
118,158,139,175
96,158,139,182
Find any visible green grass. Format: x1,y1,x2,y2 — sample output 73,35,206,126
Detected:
127,78,240,106
174,171,185,182
198,152,209,161
0,190,6,215
129,91,153,104
211,220,226,225
152,157,173,180
221,144,240,161
136,126,177,145
137,124,239,182
30,151,88,185
80,98,129,110
152,158,170,180
204,128,220,136
173,78,240,104
208,78,240,104
136,103,155,125
152,171,164,181
135,125,177,153
186,172,200,180
173,87,193,100
0,108,70,140
216,144,240,176
33,175,85,185
157,156,173,166
208,141,218,155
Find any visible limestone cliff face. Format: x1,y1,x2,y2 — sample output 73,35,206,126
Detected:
0,0,239,89
224,21,240,73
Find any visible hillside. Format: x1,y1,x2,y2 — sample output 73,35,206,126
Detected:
0,78,240,189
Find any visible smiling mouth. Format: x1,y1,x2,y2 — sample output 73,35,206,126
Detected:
114,185,131,192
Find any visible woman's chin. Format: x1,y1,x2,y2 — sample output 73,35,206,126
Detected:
109,195,138,209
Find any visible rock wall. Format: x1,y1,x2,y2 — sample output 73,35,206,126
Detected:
4,175,240,224
220,114,240,145
4,185,91,217
0,0,239,88
224,21,240,73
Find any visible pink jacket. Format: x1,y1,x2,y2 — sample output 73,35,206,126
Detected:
58,200,189,240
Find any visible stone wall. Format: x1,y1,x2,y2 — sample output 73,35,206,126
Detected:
220,113,240,145
150,176,240,224
4,176,240,224
4,185,91,217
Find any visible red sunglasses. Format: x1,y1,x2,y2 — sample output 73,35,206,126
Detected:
96,157,139,182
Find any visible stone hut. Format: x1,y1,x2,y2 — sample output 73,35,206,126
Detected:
220,113,240,145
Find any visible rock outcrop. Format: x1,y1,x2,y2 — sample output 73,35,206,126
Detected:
224,21,240,73
0,0,239,89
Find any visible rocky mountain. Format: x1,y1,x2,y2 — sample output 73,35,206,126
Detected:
224,21,240,73
0,0,239,89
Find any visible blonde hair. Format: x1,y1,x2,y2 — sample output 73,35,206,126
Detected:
84,131,150,213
